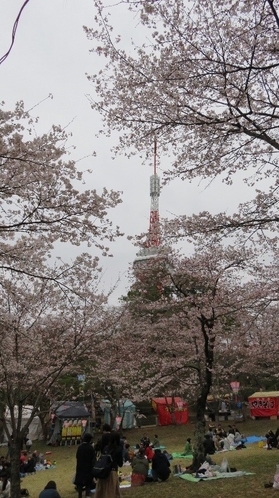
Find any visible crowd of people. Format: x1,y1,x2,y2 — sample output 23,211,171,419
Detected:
0,420,254,497
130,432,171,486
202,423,247,455
74,426,171,497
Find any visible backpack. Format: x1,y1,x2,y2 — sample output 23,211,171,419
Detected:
92,453,113,480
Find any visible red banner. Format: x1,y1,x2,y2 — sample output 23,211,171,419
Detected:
249,396,279,417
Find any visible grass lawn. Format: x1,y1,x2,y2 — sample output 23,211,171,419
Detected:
10,418,279,498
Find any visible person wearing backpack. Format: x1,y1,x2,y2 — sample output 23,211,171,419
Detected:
95,432,123,498
75,433,96,498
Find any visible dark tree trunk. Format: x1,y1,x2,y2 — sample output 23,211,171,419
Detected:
10,437,22,498
191,395,207,471
191,314,215,471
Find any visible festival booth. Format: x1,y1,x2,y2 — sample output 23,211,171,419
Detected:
49,401,91,445
151,397,188,426
101,399,136,429
248,391,279,419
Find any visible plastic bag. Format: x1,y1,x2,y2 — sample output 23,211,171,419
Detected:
220,457,229,473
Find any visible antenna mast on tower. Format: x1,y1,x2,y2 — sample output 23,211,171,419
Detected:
134,138,161,266
147,137,160,248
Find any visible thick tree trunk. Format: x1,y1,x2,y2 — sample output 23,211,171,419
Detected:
191,395,207,471
10,437,22,498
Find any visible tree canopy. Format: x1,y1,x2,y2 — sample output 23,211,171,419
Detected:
0,102,122,497
86,0,279,242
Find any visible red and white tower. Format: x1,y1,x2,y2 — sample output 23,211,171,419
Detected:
147,137,160,248
134,138,161,267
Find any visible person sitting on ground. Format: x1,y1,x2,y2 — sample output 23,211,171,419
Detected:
216,424,227,438
152,449,171,482
131,447,149,486
266,429,276,449
0,475,10,498
232,424,239,434
214,434,225,451
227,432,235,446
145,444,155,462
152,434,160,448
123,443,131,462
23,453,36,474
182,437,193,456
140,433,150,448
38,480,61,498
162,449,173,461
128,445,135,462
234,431,246,445
134,442,144,454
203,434,216,455
19,451,28,474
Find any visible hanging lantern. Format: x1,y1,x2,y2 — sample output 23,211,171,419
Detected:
81,419,87,427
230,381,240,394
64,420,69,428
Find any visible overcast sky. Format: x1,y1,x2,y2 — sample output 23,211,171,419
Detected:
0,0,256,304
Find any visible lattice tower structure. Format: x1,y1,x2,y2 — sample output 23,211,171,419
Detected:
134,139,161,268
148,138,160,248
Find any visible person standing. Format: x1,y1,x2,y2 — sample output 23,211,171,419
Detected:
95,432,123,498
75,433,96,498
94,424,111,457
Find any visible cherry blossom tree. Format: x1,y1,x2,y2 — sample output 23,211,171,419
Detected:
0,101,122,279
0,256,113,496
86,0,279,243
83,0,279,467
112,243,278,469
0,102,122,497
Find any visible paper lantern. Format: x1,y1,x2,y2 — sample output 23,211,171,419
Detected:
81,419,87,427
230,381,240,394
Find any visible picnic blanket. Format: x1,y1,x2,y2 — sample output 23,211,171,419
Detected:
245,435,265,444
180,471,254,482
91,482,131,493
172,452,193,459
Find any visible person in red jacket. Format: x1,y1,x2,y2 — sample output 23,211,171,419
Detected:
145,444,155,462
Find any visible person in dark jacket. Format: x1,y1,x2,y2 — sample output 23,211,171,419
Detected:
95,431,123,498
95,424,111,456
75,433,96,498
38,480,61,498
203,434,216,455
152,449,170,482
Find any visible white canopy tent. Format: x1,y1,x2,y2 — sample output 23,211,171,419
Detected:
4,405,43,441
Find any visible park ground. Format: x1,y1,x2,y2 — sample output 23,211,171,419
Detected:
11,417,279,498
